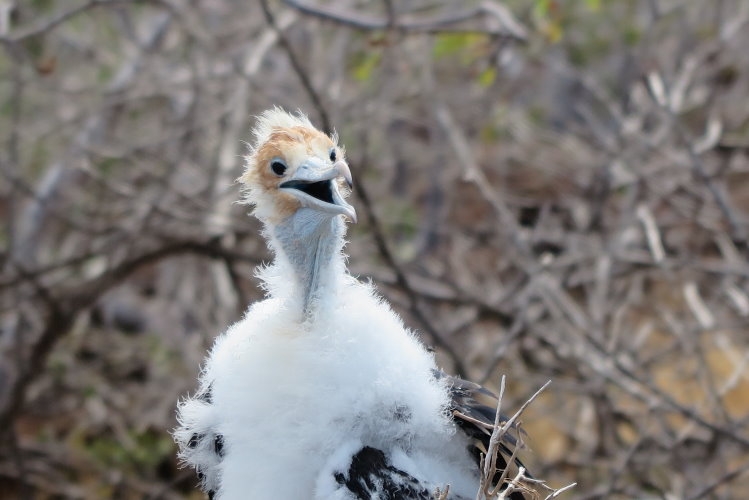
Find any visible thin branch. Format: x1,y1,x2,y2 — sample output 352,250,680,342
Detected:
0,0,169,44
482,375,507,483
645,71,748,249
684,459,749,500
283,0,527,40
476,379,554,499
0,237,258,429
355,163,468,376
259,0,331,134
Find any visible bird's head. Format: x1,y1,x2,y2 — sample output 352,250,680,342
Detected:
239,108,356,225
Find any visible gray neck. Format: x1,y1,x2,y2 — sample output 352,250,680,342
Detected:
271,209,344,318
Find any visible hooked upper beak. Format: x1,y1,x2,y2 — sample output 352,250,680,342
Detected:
334,161,354,190
279,157,357,223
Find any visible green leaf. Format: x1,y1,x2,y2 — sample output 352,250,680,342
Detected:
32,0,54,10
544,21,564,43
585,0,601,11
351,51,381,82
433,33,483,59
477,67,496,88
533,0,552,19
623,25,641,46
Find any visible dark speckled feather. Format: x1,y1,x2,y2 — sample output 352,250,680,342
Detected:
335,447,435,500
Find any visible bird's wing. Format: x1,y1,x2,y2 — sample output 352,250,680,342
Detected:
433,370,530,500
331,446,445,500
175,383,222,500
333,373,531,500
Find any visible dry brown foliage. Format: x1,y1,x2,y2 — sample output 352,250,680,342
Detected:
2,1,749,498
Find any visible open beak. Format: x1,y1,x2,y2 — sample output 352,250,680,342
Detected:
279,158,357,223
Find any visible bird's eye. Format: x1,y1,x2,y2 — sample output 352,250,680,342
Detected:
270,159,287,176
329,148,336,162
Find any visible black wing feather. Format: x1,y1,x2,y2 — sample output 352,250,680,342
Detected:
335,446,435,500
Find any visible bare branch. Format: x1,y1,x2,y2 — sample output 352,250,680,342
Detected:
283,0,527,40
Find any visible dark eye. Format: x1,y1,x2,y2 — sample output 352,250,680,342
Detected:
270,159,287,176
329,148,336,162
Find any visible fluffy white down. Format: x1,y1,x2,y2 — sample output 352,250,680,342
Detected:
178,261,478,499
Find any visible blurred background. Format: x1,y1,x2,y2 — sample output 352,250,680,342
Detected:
2,0,749,498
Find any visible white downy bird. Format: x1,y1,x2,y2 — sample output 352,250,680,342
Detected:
175,108,528,500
